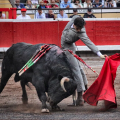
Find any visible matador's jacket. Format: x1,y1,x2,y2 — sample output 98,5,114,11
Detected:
61,15,100,92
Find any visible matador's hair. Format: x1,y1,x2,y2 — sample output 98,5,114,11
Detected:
74,17,86,29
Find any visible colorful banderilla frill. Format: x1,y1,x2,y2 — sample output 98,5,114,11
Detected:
68,49,99,76
18,44,51,76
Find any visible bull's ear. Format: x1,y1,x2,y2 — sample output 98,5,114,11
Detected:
58,75,63,81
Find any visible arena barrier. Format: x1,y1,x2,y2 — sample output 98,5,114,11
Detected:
0,8,16,19
0,18,120,52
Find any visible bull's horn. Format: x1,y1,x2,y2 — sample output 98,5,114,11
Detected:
60,77,70,92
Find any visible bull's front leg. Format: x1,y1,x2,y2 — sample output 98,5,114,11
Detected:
32,76,49,113
36,90,49,113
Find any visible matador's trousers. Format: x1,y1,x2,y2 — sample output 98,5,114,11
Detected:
65,50,88,92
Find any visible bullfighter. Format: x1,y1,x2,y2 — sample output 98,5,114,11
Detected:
61,15,107,106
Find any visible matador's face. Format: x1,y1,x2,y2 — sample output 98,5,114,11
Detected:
73,24,81,32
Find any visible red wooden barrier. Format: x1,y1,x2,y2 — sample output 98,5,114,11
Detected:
13,21,59,45
0,20,120,48
0,8,9,19
0,22,13,47
9,8,17,19
0,8,17,19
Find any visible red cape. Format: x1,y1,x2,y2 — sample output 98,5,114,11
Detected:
83,53,120,109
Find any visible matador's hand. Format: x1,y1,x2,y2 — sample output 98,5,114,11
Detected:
100,54,108,59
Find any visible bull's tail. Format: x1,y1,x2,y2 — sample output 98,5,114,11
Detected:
0,66,13,93
0,46,15,93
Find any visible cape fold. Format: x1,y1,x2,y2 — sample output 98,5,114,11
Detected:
83,53,120,109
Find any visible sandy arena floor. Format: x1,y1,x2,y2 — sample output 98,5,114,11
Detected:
0,57,120,120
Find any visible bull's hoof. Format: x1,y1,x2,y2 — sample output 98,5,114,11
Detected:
41,108,49,113
22,98,28,104
51,105,65,111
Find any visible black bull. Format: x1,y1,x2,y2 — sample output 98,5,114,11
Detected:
0,42,77,113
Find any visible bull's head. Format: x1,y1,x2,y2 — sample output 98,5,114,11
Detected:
48,75,77,109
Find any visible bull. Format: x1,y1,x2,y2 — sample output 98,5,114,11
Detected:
0,42,77,113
